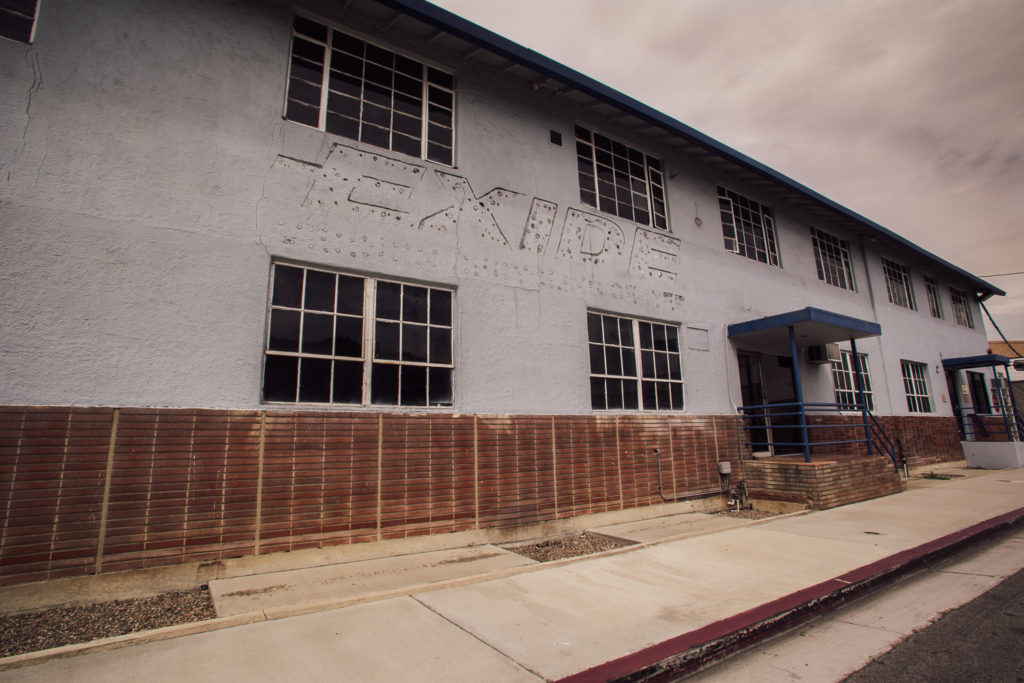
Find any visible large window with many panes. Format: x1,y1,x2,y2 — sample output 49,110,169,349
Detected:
718,187,780,266
882,258,916,310
811,227,855,291
950,288,975,328
831,351,873,410
575,127,667,230
285,15,455,165
587,312,684,411
900,360,932,413
263,263,453,406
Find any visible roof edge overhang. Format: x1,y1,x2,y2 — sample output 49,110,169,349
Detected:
942,354,1011,370
373,0,1004,299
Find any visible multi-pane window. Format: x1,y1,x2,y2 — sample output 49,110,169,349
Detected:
882,258,917,310
718,187,780,266
285,16,455,165
831,351,874,411
587,312,683,411
900,360,932,413
263,263,453,407
810,227,856,291
575,126,667,230
950,288,975,328
0,0,38,43
924,277,943,319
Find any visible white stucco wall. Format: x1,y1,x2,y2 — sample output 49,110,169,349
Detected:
0,0,993,415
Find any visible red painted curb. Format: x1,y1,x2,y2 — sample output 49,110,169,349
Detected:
556,505,1024,683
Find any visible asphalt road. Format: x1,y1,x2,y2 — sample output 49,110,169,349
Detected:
843,567,1024,683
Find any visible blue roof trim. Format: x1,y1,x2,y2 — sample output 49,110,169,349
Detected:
727,307,881,338
942,354,1012,370
375,0,1003,298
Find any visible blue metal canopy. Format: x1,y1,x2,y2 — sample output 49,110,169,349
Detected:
728,307,881,355
941,354,1012,370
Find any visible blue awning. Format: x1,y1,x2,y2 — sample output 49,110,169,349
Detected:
728,307,881,355
942,354,1011,370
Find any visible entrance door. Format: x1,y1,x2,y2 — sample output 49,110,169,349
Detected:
738,352,800,455
967,371,991,415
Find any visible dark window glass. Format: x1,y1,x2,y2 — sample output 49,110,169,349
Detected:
401,325,427,362
428,368,453,406
334,316,363,357
429,327,452,364
304,270,336,311
371,363,399,405
376,281,401,319
375,321,400,360
403,286,428,323
301,313,334,355
268,310,300,352
299,358,331,403
337,275,364,315
401,365,428,406
333,360,363,404
272,265,304,308
263,356,298,402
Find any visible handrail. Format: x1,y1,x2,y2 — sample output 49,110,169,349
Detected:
738,401,903,473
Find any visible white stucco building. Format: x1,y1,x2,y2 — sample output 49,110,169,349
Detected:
0,0,1018,585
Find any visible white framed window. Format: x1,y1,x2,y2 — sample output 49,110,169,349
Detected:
924,277,943,319
950,288,975,328
718,187,780,266
831,351,873,411
263,263,454,407
0,0,38,43
285,15,455,165
575,126,667,230
882,258,917,310
587,312,684,411
811,227,856,291
900,360,932,413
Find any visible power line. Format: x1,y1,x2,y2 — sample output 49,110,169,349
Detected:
980,271,1024,277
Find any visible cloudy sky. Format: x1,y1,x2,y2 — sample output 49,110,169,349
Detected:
431,0,1024,342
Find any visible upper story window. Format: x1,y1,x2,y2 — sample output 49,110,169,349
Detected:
924,277,943,319
900,360,932,413
950,288,975,328
810,227,856,291
718,187,780,266
0,0,38,43
831,351,873,411
575,126,667,230
882,258,917,310
285,16,455,165
587,312,683,411
263,263,454,407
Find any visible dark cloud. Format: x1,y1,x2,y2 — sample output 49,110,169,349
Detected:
434,0,1024,336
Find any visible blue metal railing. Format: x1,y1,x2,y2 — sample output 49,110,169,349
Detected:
738,401,902,472
954,407,1022,443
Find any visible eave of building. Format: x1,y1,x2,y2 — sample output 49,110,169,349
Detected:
358,0,1004,299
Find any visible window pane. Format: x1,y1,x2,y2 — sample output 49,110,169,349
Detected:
622,349,636,377
606,346,622,376
429,327,452,364
375,321,400,360
304,270,336,312
268,309,300,352
589,343,605,374
337,275,364,315
403,285,428,322
428,368,453,406
587,313,602,343
670,382,683,410
376,281,401,319
590,378,606,409
606,380,623,410
603,316,619,345
622,380,638,410
430,289,452,325
400,365,428,406
642,381,657,409
294,16,328,42
371,363,399,405
299,358,331,403
334,316,363,357
272,265,304,308
301,312,334,355
332,360,363,404
263,356,298,402
401,324,427,362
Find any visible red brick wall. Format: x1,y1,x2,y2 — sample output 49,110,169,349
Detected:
0,407,743,586
745,455,904,510
874,415,962,467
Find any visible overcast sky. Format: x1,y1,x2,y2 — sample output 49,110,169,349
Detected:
431,0,1024,343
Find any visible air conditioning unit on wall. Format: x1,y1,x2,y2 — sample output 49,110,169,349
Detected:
807,343,842,364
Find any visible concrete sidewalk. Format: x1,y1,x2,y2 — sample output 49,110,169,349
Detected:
2,468,1023,682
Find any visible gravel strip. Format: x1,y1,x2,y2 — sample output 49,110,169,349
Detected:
0,588,215,658
503,532,624,562
718,509,781,520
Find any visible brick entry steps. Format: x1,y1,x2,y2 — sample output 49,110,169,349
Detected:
744,454,904,510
